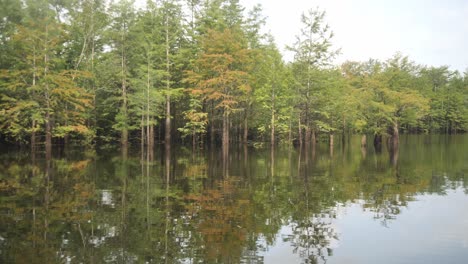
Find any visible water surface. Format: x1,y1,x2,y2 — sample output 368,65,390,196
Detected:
0,135,467,263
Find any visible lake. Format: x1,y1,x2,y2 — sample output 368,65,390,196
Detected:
0,135,467,263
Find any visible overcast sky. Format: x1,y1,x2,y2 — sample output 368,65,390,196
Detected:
240,0,468,72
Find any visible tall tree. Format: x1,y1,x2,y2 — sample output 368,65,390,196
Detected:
288,8,339,145
253,38,293,146
66,0,108,132
187,27,251,150
107,0,136,150
160,0,185,147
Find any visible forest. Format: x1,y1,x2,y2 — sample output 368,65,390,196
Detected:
1,0,467,152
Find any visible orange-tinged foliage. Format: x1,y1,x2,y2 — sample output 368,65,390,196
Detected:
186,28,252,115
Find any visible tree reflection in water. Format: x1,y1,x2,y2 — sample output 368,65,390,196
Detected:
0,135,467,263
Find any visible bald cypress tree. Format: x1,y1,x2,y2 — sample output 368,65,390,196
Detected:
288,8,339,145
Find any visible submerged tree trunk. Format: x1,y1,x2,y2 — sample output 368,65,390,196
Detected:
243,101,250,144
361,134,367,148
120,15,129,150
341,114,346,146
44,24,52,155
149,120,154,160
390,122,399,147
121,49,128,149
165,140,171,184
222,111,230,150
31,120,36,152
222,110,230,179
243,114,248,144
305,126,311,145
146,55,154,156
210,102,215,147
192,130,196,150
165,96,171,145
388,122,399,167
165,13,171,149
271,106,275,147
222,111,229,179
298,116,303,147
311,129,316,146
374,134,382,153
45,110,52,157
141,115,145,156
270,145,275,177
389,142,399,167
31,47,37,152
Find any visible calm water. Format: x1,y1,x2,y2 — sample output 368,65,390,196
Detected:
0,135,467,264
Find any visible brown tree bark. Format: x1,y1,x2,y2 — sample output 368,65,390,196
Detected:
121,41,128,149
311,129,316,146
361,134,367,148
271,107,275,147
222,111,230,150
298,116,303,147
164,15,171,149
305,126,311,145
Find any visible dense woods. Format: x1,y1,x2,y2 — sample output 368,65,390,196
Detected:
1,0,467,151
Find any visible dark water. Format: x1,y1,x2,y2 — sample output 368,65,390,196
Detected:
0,135,467,264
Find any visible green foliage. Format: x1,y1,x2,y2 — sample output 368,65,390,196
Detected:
0,0,465,148
342,55,431,136
178,96,208,138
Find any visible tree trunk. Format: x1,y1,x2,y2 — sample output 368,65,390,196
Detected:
141,115,145,157
121,126,128,149
389,121,399,153
44,24,52,156
342,113,346,146
305,126,311,145
31,120,36,152
311,129,316,146
222,111,229,151
45,110,52,156
210,103,215,146
389,122,399,167
243,113,248,144
271,107,275,147
165,13,171,149
146,55,153,155
222,111,229,178
149,122,154,160
165,96,171,145
298,116,303,147
121,39,128,149
32,47,37,152
165,140,171,183
192,130,196,150
374,134,382,152
361,134,367,148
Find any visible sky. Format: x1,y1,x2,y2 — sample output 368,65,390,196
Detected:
239,0,468,72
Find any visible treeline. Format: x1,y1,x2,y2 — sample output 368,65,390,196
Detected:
1,0,467,150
